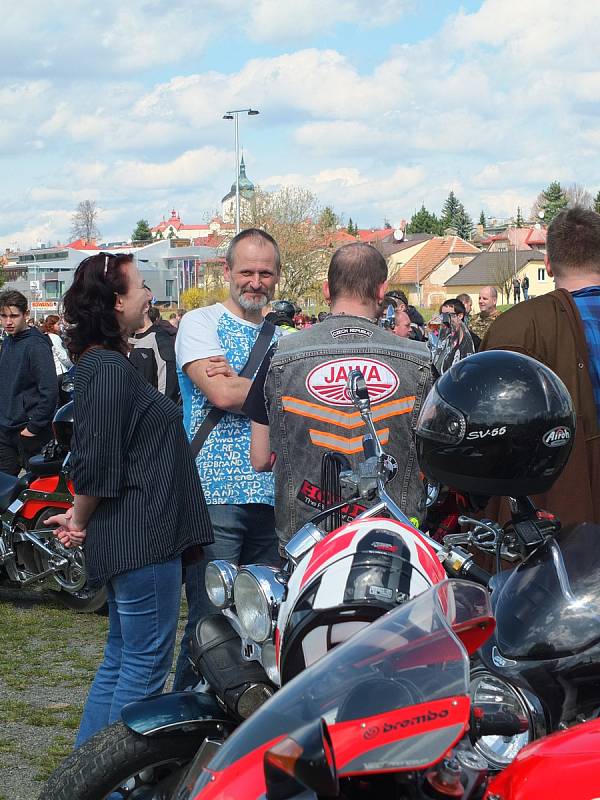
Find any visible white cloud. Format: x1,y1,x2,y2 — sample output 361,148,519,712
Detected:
247,0,412,42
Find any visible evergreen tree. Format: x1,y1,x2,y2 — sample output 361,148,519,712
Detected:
515,207,525,228
440,191,462,231
318,205,338,230
454,205,473,240
383,218,392,229
594,191,600,214
538,181,568,223
347,217,354,235
132,219,153,242
479,210,486,227
406,204,442,235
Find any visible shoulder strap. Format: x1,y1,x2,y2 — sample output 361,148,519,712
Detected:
189,321,276,460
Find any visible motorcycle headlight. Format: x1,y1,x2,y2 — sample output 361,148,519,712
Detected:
470,671,543,769
234,566,285,643
205,560,238,609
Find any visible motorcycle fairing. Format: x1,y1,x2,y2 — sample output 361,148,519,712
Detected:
485,717,600,800
331,695,470,775
491,522,600,660
192,582,488,798
193,697,470,800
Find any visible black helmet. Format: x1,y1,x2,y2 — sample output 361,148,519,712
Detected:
415,351,575,497
271,300,295,320
52,401,74,450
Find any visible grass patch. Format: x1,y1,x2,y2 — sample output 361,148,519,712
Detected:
34,734,74,782
0,699,83,728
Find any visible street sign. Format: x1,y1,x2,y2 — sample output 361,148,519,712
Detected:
29,280,40,291
31,301,58,311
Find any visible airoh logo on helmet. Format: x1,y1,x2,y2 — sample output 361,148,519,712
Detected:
542,426,572,447
306,358,399,406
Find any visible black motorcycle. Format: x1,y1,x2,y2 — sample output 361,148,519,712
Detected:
445,497,600,770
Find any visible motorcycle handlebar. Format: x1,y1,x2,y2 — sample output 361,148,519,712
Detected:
472,707,528,738
458,559,491,587
362,434,377,460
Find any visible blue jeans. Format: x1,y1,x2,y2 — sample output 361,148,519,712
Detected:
173,503,279,691
76,557,182,747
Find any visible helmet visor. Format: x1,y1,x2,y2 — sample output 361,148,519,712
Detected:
416,385,466,445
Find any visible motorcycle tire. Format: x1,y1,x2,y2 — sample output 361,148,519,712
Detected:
39,720,201,800
57,585,108,614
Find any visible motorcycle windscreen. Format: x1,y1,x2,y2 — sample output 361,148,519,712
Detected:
207,581,489,777
493,522,600,659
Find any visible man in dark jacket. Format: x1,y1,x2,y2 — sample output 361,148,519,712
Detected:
482,206,600,527
128,306,180,403
0,290,58,475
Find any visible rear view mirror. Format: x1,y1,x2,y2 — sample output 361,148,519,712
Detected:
264,717,339,800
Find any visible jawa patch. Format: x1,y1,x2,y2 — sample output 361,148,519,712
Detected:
306,357,399,406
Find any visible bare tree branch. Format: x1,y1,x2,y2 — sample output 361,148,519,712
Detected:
71,200,100,242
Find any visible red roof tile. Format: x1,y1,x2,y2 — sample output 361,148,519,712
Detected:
391,236,479,284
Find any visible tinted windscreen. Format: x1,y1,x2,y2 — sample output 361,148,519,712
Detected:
494,523,600,659
209,581,489,776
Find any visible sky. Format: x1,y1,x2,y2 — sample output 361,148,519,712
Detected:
2,0,600,249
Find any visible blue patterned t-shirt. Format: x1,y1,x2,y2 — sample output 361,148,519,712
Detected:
176,304,279,505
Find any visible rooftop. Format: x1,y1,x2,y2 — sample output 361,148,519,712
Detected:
445,249,546,286
391,235,479,284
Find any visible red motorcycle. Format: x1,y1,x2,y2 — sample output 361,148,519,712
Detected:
485,718,600,799
173,579,525,800
0,401,106,612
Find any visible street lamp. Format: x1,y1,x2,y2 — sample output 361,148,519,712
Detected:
222,108,260,234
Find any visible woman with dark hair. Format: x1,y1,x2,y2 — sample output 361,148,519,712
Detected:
45,252,213,746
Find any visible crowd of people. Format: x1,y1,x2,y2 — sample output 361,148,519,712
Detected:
0,205,598,751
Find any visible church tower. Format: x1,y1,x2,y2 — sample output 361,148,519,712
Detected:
221,153,255,224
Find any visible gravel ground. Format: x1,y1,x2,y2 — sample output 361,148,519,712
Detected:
0,582,187,800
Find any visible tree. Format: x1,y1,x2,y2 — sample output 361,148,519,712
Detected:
440,191,461,231
594,191,600,214
242,185,331,300
132,219,153,242
71,200,100,242
383,218,392,229
492,249,518,305
318,206,338,230
479,210,486,227
406,204,442,235
515,206,525,228
180,285,229,310
533,181,568,224
454,205,473,240
565,182,592,209
347,217,355,236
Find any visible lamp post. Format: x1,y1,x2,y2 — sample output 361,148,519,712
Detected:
222,108,260,234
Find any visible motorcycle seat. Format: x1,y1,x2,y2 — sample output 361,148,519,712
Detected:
28,454,64,478
0,472,30,513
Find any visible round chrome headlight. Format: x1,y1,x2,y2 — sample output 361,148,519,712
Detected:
470,671,541,769
234,566,285,643
205,560,238,609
